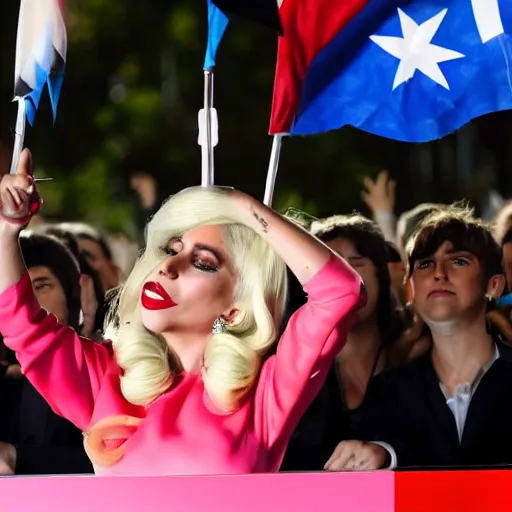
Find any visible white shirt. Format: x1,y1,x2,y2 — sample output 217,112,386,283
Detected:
382,345,500,468
441,345,500,442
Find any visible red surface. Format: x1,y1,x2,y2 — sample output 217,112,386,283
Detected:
395,470,512,512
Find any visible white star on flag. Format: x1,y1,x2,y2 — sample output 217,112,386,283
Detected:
370,8,465,90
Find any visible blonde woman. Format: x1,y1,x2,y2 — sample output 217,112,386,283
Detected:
0,150,363,476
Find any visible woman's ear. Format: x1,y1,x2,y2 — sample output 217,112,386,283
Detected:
486,274,506,299
221,307,240,326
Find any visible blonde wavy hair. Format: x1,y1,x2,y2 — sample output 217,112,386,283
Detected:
86,187,288,466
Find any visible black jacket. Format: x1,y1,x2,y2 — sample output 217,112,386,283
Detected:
0,375,93,475
357,341,512,469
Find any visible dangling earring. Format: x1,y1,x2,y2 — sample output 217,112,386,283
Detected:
212,317,226,335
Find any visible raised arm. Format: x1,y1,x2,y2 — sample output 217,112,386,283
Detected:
231,193,364,455
0,150,111,430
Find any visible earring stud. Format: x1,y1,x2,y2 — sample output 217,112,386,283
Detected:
212,317,226,335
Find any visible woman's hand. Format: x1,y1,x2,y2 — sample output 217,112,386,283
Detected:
324,440,388,472
0,149,41,236
0,149,42,294
80,274,99,339
361,171,396,215
0,442,16,475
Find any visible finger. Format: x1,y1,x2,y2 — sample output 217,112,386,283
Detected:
7,186,23,208
326,447,353,471
376,170,389,186
2,174,32,194
324,442,346,469
16,148,33,179
330,452,355,472
360,191,371,206
12,186,30,208
2,189,22,213
362,176,375,191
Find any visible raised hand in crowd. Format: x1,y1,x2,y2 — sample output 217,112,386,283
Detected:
361,170,396,215
360,171,397,245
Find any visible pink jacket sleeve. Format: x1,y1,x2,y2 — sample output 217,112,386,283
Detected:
0,273,112,430
254,255,363,456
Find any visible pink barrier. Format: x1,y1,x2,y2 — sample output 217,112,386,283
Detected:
0,472,394,512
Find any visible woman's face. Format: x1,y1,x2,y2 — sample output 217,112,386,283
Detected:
327,237,379,325
77,236,120,291
410,241,489,326
28,266,69,325
141,225,239,336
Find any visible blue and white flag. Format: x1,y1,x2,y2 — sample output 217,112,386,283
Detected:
290,0,512,142
14,0,67,125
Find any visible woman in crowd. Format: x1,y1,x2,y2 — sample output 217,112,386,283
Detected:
0,232,93,475
0,149,363,476
281,214,404,472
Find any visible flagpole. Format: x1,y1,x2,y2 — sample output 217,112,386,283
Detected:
263,134,283,206
201,69,215,186
9,100,26,175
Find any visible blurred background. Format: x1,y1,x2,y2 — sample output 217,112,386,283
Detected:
1,0,512,239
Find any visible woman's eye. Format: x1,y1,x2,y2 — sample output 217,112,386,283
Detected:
417,260,433,269
163,247,178,256
194,259,218,273
453,258,469,267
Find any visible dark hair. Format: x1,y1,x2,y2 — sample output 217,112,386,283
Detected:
56,223,113,262
19,233,81,330
77,233,113,262
44,227,107,330
407,205,503,283
398,203,446,250
311,214,403,345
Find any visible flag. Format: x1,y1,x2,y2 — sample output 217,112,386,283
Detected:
270,0,512,143
204,0,282,70
204,0,229,69
13,0,67,125
211,0,282,33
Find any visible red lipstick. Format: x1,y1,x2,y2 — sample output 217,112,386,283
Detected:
141,282,177,310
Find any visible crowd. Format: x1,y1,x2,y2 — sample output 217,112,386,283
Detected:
1,150,512,477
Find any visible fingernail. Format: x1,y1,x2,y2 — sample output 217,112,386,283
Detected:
26,185,34,195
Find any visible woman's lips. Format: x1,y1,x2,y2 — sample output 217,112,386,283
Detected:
428,290,455,298
141,282,177,310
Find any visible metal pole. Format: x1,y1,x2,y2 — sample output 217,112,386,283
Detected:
201,69,215,186
263,134,283,206
10,100,26,175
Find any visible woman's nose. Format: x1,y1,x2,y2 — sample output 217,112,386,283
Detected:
433,261,447,280
158,258,179,279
